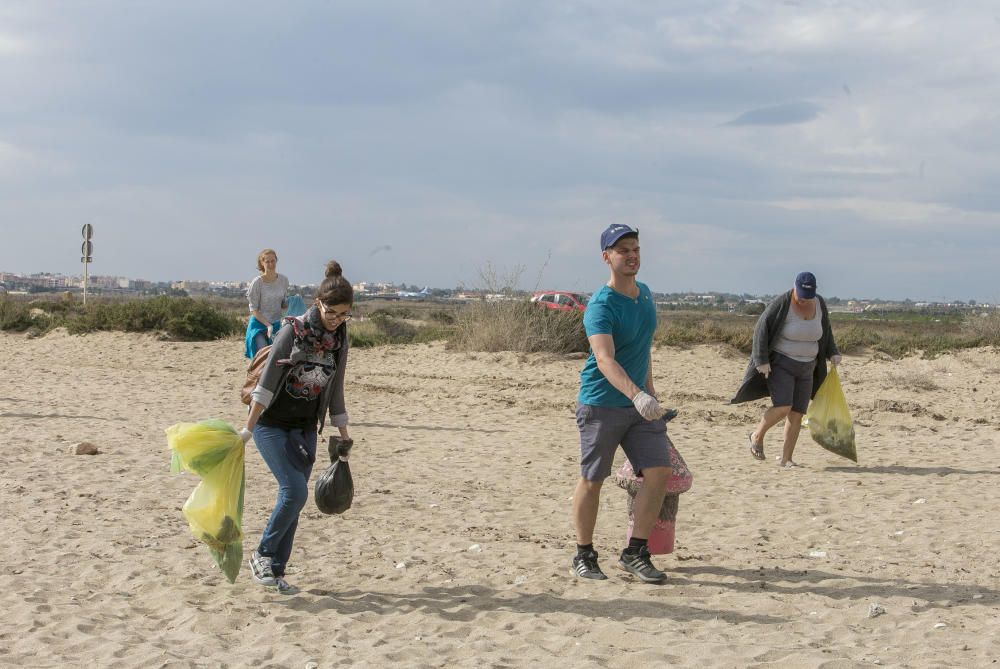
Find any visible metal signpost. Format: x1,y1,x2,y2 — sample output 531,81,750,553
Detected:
81,224,93,304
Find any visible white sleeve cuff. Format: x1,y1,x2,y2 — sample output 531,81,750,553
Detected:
251,386,274,408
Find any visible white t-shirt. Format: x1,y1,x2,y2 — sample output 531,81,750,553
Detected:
247,274,289,324
774,306,822,362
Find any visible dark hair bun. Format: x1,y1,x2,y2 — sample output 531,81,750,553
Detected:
325,260,342,279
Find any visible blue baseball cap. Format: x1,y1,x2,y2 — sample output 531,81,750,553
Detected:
794,271,817,299
600,224,638,251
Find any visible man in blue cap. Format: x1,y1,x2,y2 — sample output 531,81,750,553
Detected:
571,224,672,583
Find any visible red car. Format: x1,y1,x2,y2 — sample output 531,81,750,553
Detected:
531,291,589,312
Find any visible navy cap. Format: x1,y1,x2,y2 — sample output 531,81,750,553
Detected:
794,271,817,299
600,224,638,251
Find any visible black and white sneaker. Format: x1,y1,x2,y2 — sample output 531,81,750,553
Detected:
571,550,608,580
273,576,299,595
249,550,276,586
618,546,667,583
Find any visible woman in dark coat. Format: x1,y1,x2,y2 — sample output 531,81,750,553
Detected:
730,272,841,467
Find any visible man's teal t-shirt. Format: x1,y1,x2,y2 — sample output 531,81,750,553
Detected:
578,282,657,407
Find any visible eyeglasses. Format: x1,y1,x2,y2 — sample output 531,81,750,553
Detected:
318,302,353,321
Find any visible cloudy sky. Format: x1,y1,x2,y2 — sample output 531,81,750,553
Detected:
2,2,999,301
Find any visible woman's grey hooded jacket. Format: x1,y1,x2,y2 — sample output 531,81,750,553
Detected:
730,291,839,406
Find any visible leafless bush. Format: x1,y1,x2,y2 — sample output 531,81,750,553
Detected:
448,300,588,353
963,312,1000,344
885,369,940,391
477,262,525,297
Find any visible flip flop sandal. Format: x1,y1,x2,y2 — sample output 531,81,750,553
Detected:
748,434,765,460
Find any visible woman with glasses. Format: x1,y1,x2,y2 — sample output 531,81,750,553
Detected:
239,260,353,593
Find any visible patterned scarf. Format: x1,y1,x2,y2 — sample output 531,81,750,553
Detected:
283,306,342,363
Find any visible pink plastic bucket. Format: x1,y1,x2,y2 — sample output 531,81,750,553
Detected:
627,516,675,555
613,442,691,556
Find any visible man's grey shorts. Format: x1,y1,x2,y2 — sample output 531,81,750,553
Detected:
576,404,671,481
768,352,816,414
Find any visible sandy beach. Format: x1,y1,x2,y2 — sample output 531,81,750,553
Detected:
2,329,999,668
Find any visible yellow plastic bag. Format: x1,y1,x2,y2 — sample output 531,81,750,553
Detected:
806,366,857,462
166,419,245,582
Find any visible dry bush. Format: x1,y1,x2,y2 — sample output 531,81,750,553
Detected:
885,369,940,391
448,262,586,353
826,320,978,359
655,315,753,352
448,300,588,353
831,323,880,354
348,314,451,348
477,261,525,297
963,312,1000,345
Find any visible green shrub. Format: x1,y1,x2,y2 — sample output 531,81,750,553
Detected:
367,307,415,320
0,298,37,332
348,320,387,348
370,313,418,342
164,301,243,340
448,301,588,353
412,325,454,343
427,309,456,324
64,296,243,340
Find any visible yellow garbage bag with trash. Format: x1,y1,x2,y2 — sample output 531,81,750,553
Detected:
166,419,245,582
805,365,857,462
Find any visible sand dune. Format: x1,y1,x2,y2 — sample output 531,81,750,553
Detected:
2,330,999,667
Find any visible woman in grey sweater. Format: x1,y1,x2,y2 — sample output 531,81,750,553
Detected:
244,248,290,358
730,272,841,467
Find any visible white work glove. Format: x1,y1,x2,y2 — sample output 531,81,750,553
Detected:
756,363,771,378
239,427,253,444
830,355,842,366
266,324,274,339
632,391,663,421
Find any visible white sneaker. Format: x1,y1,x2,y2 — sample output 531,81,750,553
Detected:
249,550,276,586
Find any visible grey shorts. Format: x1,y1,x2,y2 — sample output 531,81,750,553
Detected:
768,353,816,414
576,404,672,481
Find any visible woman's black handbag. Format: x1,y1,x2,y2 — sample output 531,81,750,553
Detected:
314,437,354,514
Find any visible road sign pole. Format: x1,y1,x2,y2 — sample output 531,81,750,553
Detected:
81,224,93,306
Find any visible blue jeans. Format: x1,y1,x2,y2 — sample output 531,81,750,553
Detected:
252,331,269,355
252,425,316,577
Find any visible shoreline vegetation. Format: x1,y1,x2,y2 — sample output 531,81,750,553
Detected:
2,293,999,358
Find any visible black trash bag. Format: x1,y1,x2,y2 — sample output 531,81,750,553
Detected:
315,436,354,515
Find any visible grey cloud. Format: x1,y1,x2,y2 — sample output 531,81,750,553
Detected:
3,2,1000,301
724,101,822,126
